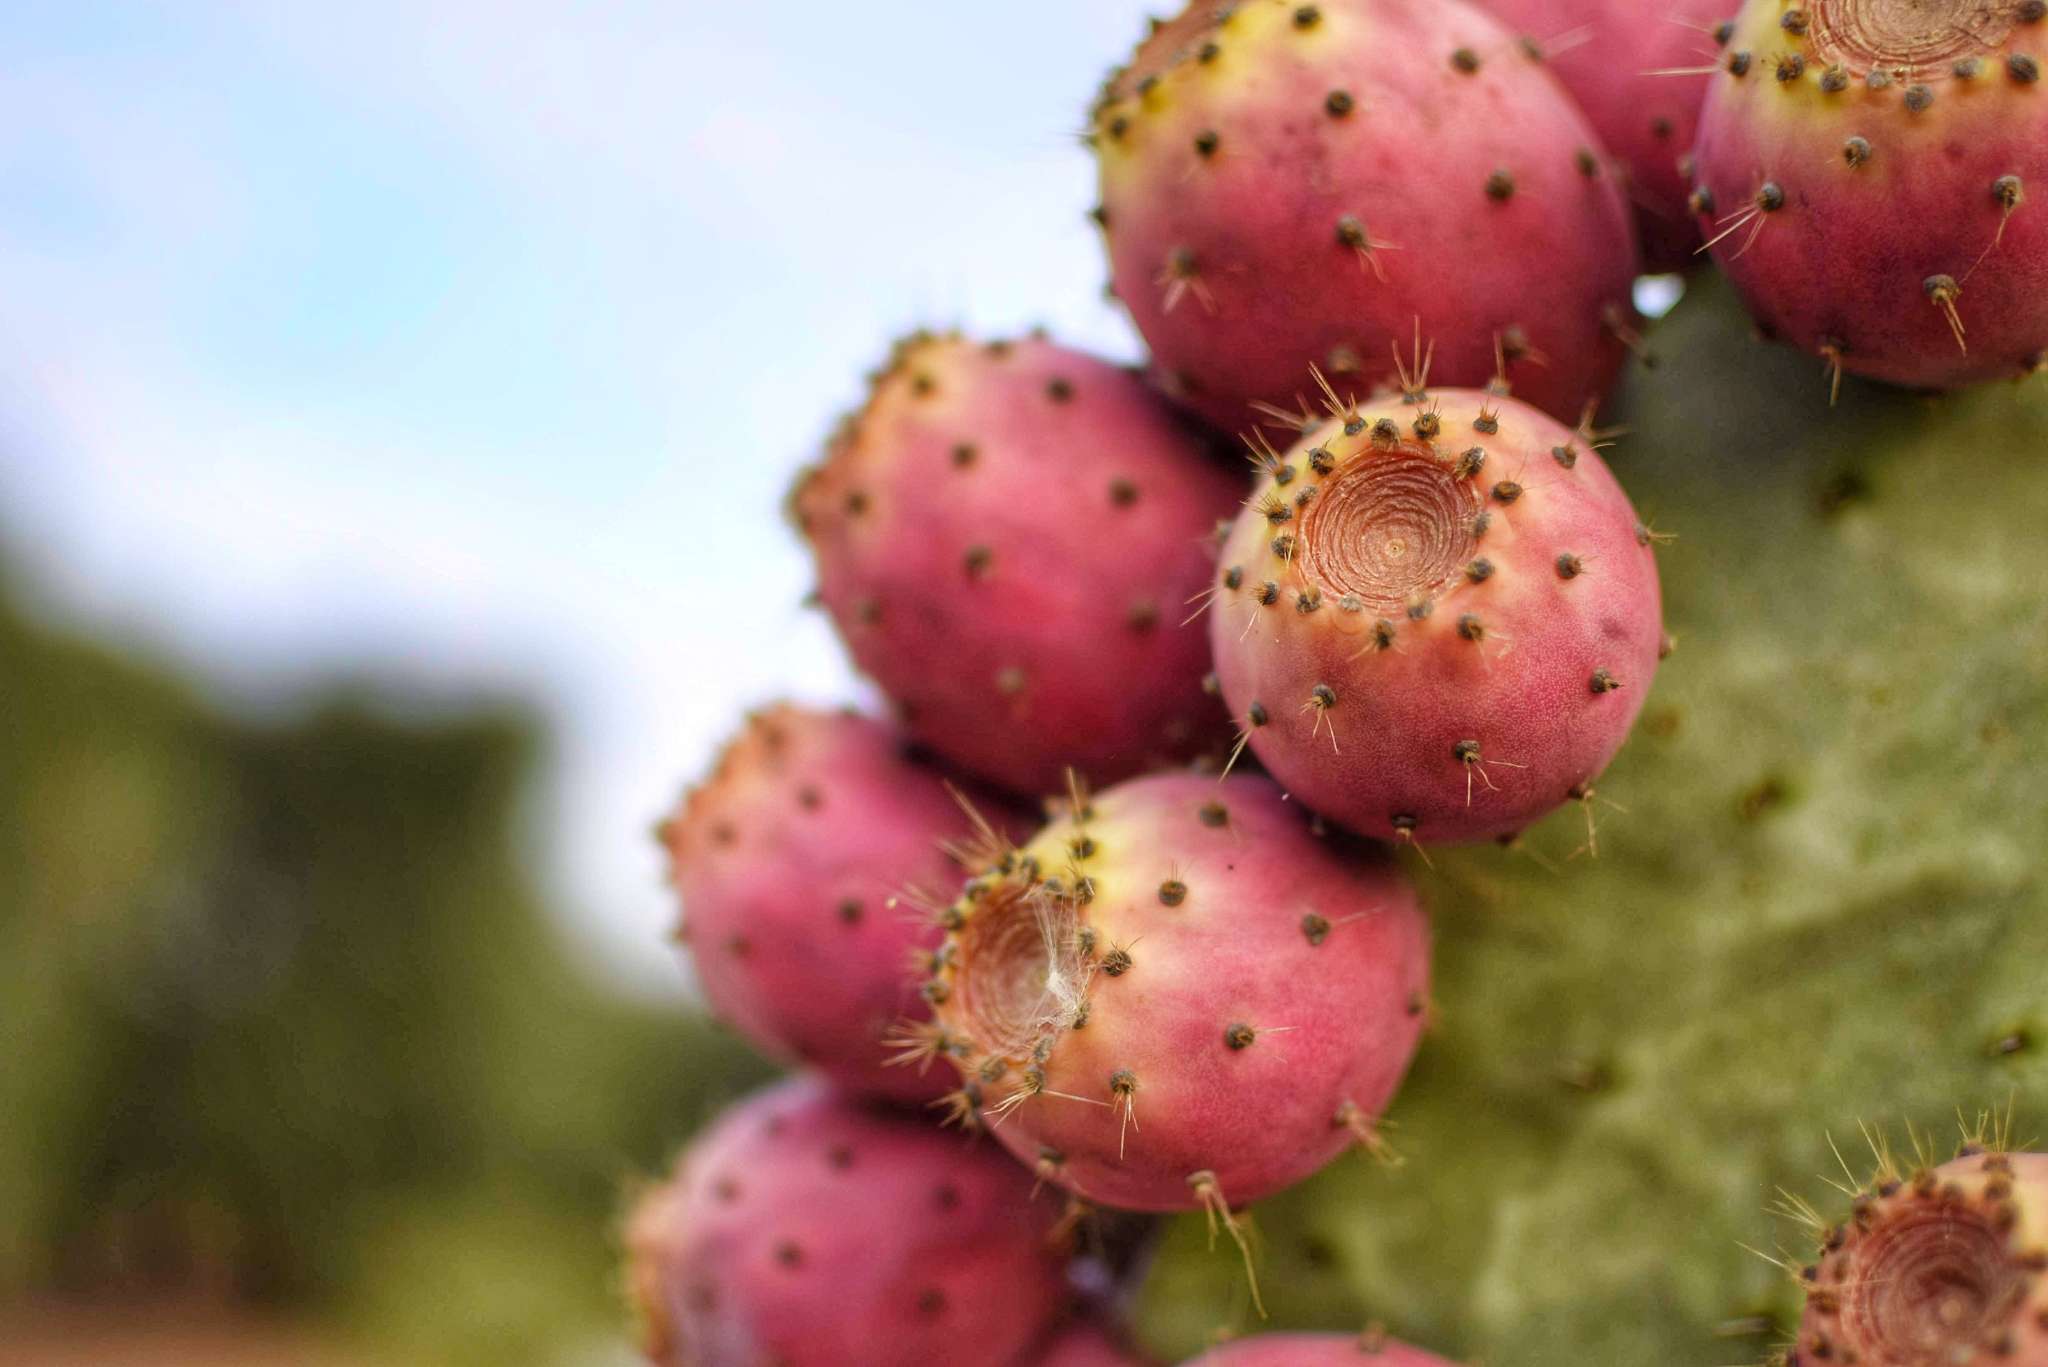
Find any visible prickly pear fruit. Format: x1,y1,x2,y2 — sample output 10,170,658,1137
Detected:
663,705,1020,1103
1090,0,1641,432
1181,1334,1456,1365
626,1076,1069,1367
912,771,1430,1215
1474,0,1721,271
1691,0,2048,391
1785,1144,2048,1366
1206,385,1662,846
791,333,1243,796
1032,1320,1158,1367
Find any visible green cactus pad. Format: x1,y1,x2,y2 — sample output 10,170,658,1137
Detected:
1134,275,2048,1365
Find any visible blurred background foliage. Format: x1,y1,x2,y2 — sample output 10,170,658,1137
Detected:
0,562,773,1365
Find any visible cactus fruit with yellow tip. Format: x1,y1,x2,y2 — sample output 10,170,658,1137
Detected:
1691,0,2048,390
914,771,1429,1216
791,333,1241,795
1207,385,1663,845
1090,0,1642,431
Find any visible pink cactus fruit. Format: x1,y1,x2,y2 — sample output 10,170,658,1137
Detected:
1474,0,1723,270
1032,1320,1159,1367
1690,0,2048,393
1206,384,1663,846
789,332,1244,798
907,770,1430,1229
626,1076,1071,1367
661,704,1022,1104
1179,1331,1458,1365
1786,1147,2048,1365
1089,0,1642,434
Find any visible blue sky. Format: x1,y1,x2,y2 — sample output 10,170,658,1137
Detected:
0,2,1157,988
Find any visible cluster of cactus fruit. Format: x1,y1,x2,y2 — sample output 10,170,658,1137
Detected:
628,0,2048,1362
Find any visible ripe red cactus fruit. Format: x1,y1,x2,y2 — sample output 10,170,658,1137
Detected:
661,705,1023,1103
790,332,1243,796
911,771,1429,1236
1089,0,1641,432
1779,1143,2048,1366
1474,0,1722,271
1031,1320,1158,1367
626,1076,1071,1367
1180,1330,1458,1365
1206,384,1663,846
1691,0,2048,393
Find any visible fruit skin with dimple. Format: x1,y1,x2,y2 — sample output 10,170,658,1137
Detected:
1091,0,1641,432
1475,0,1718,271
922,771,1430,1213
1208,387,1662,846
662,705,1022,1104
626,1075,1070,1367
791,332,1243,796
1787,1149,2048,1366
1180,1333,1458,1365
1691,0,2048,389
